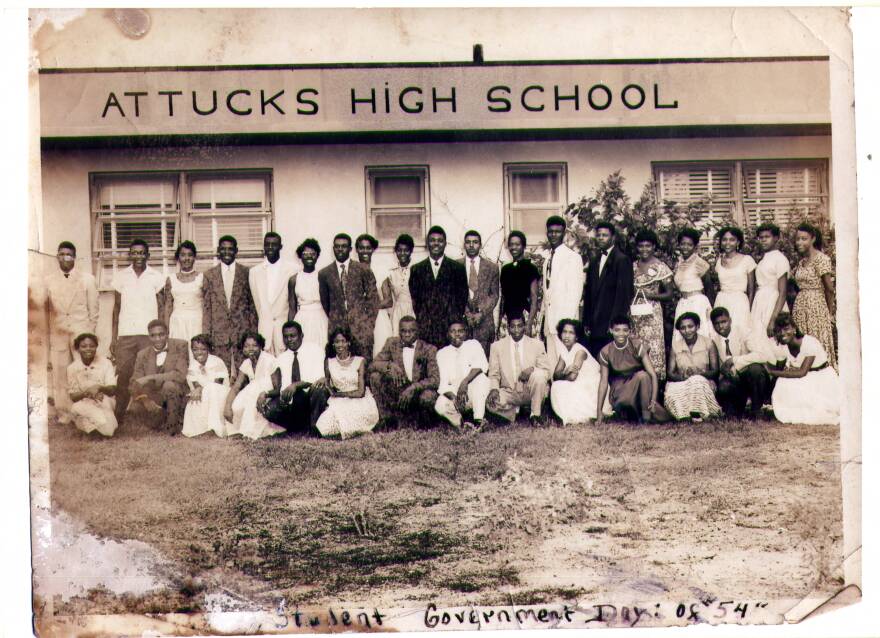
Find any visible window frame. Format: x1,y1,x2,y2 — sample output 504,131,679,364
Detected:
364,165,431,249
503,162,568,246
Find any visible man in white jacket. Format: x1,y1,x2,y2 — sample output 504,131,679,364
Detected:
249,232,298,355
541,216,585,340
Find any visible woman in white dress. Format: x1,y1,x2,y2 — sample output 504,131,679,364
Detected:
160,240,204,344
549,319,603,425
380,233,416,337
664,313,722,421
289,238,328,349
316,327,379,438
713,226,757,336
66,333,118,436
355,233,394,356
750,223,791,351
223,331,286,439
182,334,230,438
673,228,714,339
766,313,840,425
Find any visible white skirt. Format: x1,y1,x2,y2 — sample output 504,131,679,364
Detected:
674,294,713,338
714,291,751,337
169,308,203,344
750,287,788,351
182,383,230,438
294,304,329,350
229,377,286,440
772,366,840,425
550,357,604,424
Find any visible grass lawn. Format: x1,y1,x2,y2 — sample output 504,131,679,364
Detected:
45,416,843,615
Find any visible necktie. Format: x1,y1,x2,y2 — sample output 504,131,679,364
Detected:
469,259,478,294
546,248,555,284
63,273,70,279
433,260,440,279
724,338,732,357
514,341,522,381
291,350,301,383
340,264,348,309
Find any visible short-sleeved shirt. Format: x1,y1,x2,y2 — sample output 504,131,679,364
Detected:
671,334,714,374
111,265,166,336
436,339,489,394
673,254,711,293
67,355,116,395
755,250,790,290
775,334,829,369
500,259,540,320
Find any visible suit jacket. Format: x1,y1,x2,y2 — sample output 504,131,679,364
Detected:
201,262,257,353
131,338,189,388
541,244,586,337
409,257,469,348
488,335,549,391
249,259,299,355
318,260,379,354
461,257,500,346
370,337,439,393
583,246,634,338
45,267,99,353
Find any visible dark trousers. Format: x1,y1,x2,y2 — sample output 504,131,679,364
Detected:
126,378,188,433
717,363,773,417
369,371,438,427
114,334,152,421
258,385,330,434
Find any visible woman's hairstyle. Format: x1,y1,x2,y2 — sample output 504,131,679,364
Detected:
677,227,702,245
356,233,379,250
238,330,266,350
175,240,197,260
296,238,321,258
716,225,745,248
594,220,617,235
327,325,358,358
556,318,584,340
190,333,213,351
675,311,702,330
709,306,731,322
508,230,527,246
609,314,632,329
73,332,98,349
796,222,824,250
755,222,781,238
634,228,659,247
394,233,415,251
773,312,804,338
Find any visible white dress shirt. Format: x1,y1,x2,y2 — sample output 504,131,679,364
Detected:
430,256,445,279
111,265,166,336
710,325,773,372
437,339,489,394
220,261,236,306
275,342,326,388
402,345,416,381
265,258,284,300
598,246,613,276
154,348,167,368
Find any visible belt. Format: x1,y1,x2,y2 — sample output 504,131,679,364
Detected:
679,290,705,298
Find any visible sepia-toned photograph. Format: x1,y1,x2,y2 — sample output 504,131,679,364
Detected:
26,7,862,636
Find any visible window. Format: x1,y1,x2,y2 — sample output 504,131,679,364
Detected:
653,159,828,230
504,163,567,242
90,170,272,286
365,166,429,246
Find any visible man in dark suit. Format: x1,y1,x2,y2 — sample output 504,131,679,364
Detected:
583,221,635,357
318,233,379,360
126,319,189,433
369,316,440,427
460,229,500,355
201,235,258,376
409,225,469,349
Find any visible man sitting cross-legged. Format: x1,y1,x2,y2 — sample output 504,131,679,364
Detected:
369,316,440,428
126,319,189,433
434,320,491,431
486,313,551,426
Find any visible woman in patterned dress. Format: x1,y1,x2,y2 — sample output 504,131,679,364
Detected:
713,226,756,336
379,233,415,336
160,241,203,344
664,313,722,421
289,238,329,350
315,327,379,438
792,223,836,369
673,227,714,339
750,223,791,352
631,229,673,381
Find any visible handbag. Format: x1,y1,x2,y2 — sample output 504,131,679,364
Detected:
630,289,653,317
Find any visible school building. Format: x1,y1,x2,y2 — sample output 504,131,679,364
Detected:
36,56,831,345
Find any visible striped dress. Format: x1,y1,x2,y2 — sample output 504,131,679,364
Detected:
664,334,722,420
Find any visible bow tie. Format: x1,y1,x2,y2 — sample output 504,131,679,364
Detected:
601,250,610,257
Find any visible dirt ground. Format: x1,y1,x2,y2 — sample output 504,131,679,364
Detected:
38,417,843,616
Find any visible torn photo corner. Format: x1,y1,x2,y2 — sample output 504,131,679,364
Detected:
27,7,861,637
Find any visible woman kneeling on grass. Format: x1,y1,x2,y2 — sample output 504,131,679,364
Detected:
182,334,230,438
223,331,286,440
765,313,840,425
315,326,379,439
67,333,118,436
596,316,670,424
549,318,603,425
664,312,722,422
